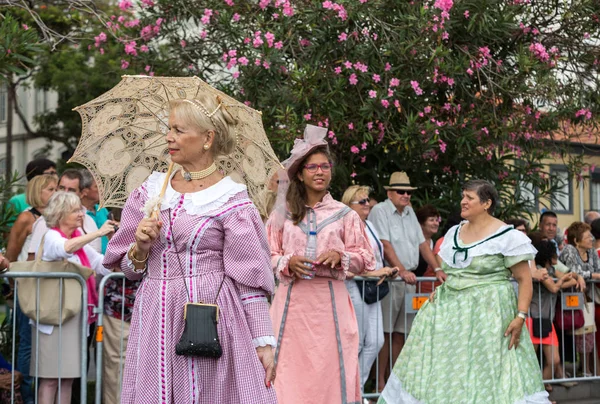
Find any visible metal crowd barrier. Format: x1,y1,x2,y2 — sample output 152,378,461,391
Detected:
0,272,88,404
94,272,127,404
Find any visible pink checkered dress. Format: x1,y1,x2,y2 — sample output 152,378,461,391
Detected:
103,174,277,404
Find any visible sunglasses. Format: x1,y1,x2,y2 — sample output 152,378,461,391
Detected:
350,198,370,206
303,163,333,173
395,190,412,196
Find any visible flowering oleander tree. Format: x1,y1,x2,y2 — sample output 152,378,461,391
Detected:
6,0,600,219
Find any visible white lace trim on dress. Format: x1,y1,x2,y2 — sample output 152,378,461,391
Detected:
144,171,247,216
252,336,277,348
381,374,550,404
438,222,537,269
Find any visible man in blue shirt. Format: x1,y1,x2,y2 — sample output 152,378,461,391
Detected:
80,169,110,253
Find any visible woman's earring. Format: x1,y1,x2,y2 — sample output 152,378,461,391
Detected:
203,144,210,150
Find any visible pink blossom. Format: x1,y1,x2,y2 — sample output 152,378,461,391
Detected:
118,16,125,23
354,62,368,72
180,40,187,48
350,145,360,154
120,60,130,69
372,74,381,83
228,49,237,57
238,56,249,66
274,41,283,49
304,113,312,120
119,0,133,11
125,19,140,28
338,32,348,42
390,78,400,87
224,0,235,5
334,67,342,74
442,32,449,40
367,122,374,130
447,78,455,86
464,10,469,18
232,13,241,22
155,18,164,26
368,90,377,98
575,108,592,120
349,74,358,85
385,63,392,71
361,142,367,150
360,156,366,163
255,58,262,66
410,80,423,95
350,172,357,178
344,61,353,69
265,32,275,47
529,42,550,62
439,140,447,153
145,65,151,72
22,24,29,30
481,127,489,135
141,0,155,6
200,30,208,39
263,61,271,69
124,41,137,56
259,0,270,8
233,71,240,79
253,36,264,47
273,13,280,19
466,68,474,75
140,25,153,40
328,130,335,138
348,123,354,130
300,38,311,47
394,100,400,108
424,106,432,114
387,89,394,97
381,100,390,108
433,0,453,12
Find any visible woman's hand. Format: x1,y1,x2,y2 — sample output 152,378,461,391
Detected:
435,269,447,283
0,254,9,274
288,255,315,278
315,251,341,268
504,317,525,350
99,220,118,237
364,266,398,285
576,274,587,292
135,218,162,253
256,346,276,388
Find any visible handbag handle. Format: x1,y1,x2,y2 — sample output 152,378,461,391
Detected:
167,209,227,305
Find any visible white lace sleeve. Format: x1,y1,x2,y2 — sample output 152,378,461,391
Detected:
252,336,277,348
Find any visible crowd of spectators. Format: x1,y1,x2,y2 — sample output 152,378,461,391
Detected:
3,159,600,402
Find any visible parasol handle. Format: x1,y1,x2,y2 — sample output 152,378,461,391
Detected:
151,162,174,220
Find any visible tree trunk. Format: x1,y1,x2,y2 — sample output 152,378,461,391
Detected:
5,78,14,185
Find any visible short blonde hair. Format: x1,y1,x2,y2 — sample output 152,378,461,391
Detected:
341,185,371,207
26,174,57,208
169,95,237,156
44,191,82,228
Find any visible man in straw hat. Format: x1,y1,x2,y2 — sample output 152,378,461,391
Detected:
368,171,441,389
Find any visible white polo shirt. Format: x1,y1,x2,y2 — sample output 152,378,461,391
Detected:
367,199,425,271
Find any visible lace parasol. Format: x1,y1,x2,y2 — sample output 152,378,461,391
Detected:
70,75,281,217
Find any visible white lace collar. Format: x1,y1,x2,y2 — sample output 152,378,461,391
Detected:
438,221,536,268
144,170,247,216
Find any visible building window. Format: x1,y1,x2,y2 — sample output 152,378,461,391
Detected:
0,85,6,123
550,165,572,214
591,171,600,211
515,160,538,211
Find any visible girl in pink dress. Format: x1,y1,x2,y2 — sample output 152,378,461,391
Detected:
267,125,375,404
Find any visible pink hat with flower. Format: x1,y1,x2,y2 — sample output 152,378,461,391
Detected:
283,125,330,178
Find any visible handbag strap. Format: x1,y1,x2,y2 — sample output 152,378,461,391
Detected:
168,209,226,305
365,221,384,261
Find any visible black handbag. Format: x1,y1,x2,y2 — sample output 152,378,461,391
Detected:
168,211,225,358
356,280,390,304
532,317,553,339
175,301,223,358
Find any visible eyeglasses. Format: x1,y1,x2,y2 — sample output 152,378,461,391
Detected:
395,190,412,196
350,198,370,206
303,163,333,173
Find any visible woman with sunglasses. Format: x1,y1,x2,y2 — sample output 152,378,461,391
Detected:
267,125,375,404
341,185,398,393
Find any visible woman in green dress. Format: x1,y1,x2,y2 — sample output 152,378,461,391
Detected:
379,180,550,404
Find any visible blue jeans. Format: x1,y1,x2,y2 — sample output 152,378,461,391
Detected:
15,297,34,404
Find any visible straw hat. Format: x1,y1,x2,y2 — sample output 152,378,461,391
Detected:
384,171,418,190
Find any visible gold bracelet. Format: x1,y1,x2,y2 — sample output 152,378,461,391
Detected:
128,244,149,265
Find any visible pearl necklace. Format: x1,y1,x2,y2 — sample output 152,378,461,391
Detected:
181,163,217,181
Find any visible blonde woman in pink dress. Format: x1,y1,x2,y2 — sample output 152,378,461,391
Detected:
267,125,375,404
